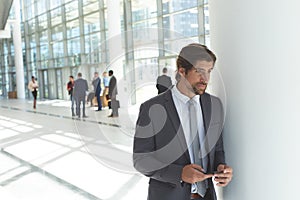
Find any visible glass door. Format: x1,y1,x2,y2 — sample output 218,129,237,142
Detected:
55,69,63,99
42,70,49,99
158,56,177,84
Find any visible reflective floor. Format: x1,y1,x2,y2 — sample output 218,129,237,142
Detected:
0,99,148,200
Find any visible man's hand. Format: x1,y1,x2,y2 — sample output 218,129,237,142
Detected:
214,164,233,187
181,164,213,184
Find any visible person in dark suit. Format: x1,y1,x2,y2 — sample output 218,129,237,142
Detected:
156,67,172,94
108,70,119,117
73,72,88,118
92,72,102,111
133,43,233,200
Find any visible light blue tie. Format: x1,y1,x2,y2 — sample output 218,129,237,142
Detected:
188,99,207,197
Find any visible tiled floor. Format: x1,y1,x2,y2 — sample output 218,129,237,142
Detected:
0,99,148,200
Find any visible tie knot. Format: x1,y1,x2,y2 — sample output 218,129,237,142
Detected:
188,99,196,111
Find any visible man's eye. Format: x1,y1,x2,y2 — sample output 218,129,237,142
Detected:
197,69,205,73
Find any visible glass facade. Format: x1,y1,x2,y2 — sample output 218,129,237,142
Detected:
0,0,210,101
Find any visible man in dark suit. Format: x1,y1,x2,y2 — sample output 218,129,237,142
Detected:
156,67,172,94
73,72,88,118
92,72,102,111
108,70,119,117
133,44,233,200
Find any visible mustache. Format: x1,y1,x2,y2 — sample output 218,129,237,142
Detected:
198,81,207,85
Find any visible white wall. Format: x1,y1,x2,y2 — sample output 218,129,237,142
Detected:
209,1,300,199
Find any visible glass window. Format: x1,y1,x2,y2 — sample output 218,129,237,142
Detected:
162,0,197,14
83,12,100,34
39,30,48,46
50,0,62,9
56,69,63,98
26,3,35,19
84,33,101,63
66,20,80,38
27,19,36,34
82,0,99,6
134,49,159,60
67,37,81,56
54,57,64,67
65,1,79,21
52,25,63,41
37,0,47,15
30,48,37,63
83,1,99,15
51,7,62,27
132,18,158,30
52,41,64,58
131,0,157,22
37,13,48,30
29,34,36,48
163,8,198,39
40,44,49,61
132,19,158,46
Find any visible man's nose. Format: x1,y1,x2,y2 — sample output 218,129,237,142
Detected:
200,72,210,81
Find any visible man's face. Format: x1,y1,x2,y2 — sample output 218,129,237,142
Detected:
180,60,214,95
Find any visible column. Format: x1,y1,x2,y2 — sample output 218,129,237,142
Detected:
106,0,122,64
13,0,25,99
106,0,124,105
209,1,300,200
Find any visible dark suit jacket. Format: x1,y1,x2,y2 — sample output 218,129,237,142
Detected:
108,76,118,98
133,89,226,200
156,75,172,94
92,77,101,96
73,78,88,101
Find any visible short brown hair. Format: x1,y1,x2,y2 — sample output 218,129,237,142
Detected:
176,43,216,72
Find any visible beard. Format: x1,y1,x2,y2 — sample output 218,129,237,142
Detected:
192,82,207,95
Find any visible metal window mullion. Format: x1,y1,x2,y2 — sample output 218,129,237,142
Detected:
61,3,68,67
78,0,85,65
157,0,164,58
197,0,205,44
123,0,136,104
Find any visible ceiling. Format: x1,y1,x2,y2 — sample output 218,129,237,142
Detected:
0,0,13,30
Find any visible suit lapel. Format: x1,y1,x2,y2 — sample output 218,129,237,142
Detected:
200,93,211,134
164,90,191,162
200,93,214,172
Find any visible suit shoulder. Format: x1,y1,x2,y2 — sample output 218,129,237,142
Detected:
202,93,223,107
140,92,168,108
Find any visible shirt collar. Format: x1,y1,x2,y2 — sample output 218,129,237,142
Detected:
172,85,200,104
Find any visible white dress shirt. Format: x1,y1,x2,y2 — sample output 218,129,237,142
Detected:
171,85,206,193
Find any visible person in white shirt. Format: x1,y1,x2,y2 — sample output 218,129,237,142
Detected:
133,43,233,200
28,76,39,109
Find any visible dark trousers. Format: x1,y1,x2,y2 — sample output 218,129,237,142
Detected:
70,95,75,115
96,94,102,110
191,188,213,200
111,97,119,116
32,90,37,108
76,98,86,117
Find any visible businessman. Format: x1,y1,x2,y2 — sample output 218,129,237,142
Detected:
108,70,119,117
73,72,88,118
92,72,102,111
156,67,172,94
133,43,233,200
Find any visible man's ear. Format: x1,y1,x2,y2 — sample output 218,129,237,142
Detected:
178,67,185,77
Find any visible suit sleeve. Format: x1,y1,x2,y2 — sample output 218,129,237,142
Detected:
133,103,184,186
85,80,88,92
